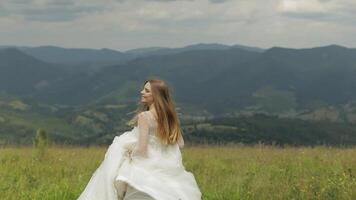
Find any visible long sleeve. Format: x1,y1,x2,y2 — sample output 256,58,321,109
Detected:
178,134,184,148
132,112,150,158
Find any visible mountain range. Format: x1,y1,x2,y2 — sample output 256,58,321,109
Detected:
1,43,356,145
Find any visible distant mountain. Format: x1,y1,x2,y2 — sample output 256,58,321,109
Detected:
125,43,264,57
125,47,168,56
13,44,356,117
34,48,261,105
3,44,356,145
5,43,263,69
179,43,232,50
231,44,265,53
0,45,16,49
199,45,356,114
19,46,134,65
41,44,356,117
0,48,66,95
2,44,356,118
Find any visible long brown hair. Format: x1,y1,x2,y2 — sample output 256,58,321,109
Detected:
127,78,183,145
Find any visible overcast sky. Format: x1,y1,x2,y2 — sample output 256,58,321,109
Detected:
0,0,355,51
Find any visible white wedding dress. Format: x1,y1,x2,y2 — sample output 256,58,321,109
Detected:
77,111,202,200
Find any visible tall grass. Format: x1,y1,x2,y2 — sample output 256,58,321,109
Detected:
1,145,355,200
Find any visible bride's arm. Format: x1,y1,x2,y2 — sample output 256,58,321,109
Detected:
132,112,149,158
178,133,184,148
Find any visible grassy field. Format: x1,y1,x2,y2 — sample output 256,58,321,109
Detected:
0,145,356,200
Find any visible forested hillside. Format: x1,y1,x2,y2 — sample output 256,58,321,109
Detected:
1,44,356,145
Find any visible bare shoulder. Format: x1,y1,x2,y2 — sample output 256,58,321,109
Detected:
138,111,145,118
138,111,149,120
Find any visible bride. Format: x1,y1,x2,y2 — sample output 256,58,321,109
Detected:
77,79,202,200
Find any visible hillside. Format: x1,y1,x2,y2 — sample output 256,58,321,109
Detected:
0,48,67,95
2,44,356,145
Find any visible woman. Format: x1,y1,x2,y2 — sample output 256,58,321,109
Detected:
77,79,202,200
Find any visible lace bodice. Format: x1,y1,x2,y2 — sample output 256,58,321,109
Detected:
142,111,158,136
131,110,184,159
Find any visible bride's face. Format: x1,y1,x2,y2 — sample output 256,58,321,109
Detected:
140,82,154,105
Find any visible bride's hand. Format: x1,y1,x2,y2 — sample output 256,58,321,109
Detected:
124,144,136,162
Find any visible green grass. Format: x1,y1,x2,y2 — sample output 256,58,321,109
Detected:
1,145,356,200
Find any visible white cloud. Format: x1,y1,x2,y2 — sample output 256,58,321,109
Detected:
278,0,327,13
0,0,356,50
277,0,356,25
0,0,108,22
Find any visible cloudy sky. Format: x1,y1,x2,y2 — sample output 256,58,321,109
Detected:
0,0,355,51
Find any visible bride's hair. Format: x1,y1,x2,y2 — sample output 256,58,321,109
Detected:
127,78,183,145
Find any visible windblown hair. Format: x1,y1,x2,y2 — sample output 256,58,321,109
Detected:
127,78,183,145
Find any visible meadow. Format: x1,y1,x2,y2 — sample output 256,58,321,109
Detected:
0,144,355,200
